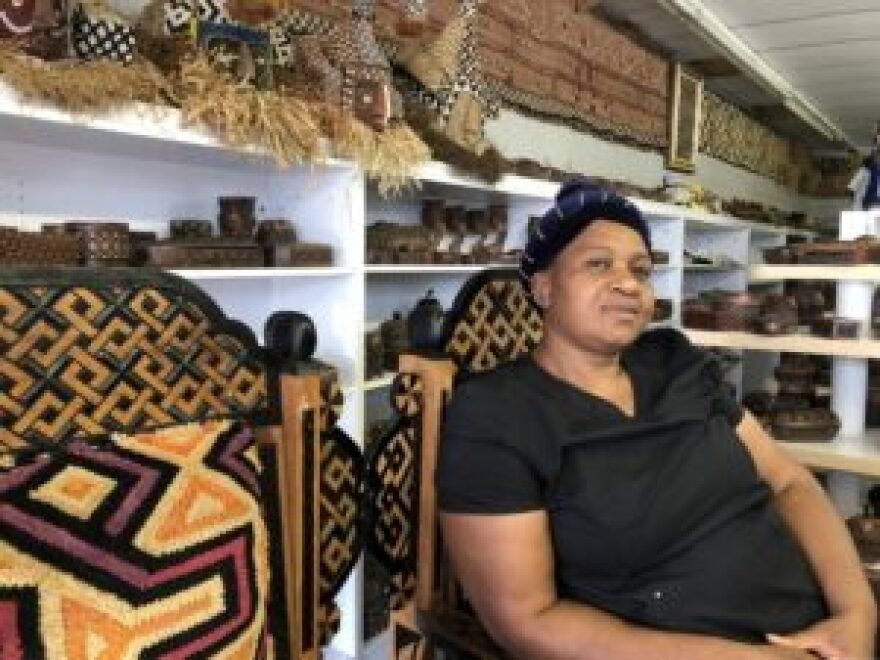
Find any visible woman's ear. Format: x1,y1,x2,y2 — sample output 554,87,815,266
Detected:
530,273,551,310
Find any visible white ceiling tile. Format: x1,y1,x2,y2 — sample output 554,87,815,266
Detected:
756,40,880,71
787,62,880,85
735,11,880,52
699,0,880,29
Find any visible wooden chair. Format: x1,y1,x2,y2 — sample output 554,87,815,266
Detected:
388,268,543,659
0,267,355,659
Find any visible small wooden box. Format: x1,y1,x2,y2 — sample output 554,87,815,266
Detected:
265,242,333,267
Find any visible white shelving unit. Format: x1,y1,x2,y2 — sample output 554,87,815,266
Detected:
751,264,880,283
690,210,880,516
0,83,368,657
364,264,509,275
781,436,880,480
171,266,355,279
363,372,396,391
685,330,880,359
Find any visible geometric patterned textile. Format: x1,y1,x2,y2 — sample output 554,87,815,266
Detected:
0,268,268,455
390,373,422,418
443,269,542,374
318,427,362,645
319,427,362,600
164,0,230,34
366,387,422,610
0,418,271,658
71,5,137,65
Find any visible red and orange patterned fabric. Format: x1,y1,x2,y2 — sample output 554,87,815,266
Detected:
0,419,271,659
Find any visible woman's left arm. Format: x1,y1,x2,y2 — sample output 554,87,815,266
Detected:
736,410,876,659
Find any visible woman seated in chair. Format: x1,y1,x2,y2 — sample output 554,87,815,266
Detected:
437,179,876,659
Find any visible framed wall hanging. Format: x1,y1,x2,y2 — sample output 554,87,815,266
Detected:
667,62,703,173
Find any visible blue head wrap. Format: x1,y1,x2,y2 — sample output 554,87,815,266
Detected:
520,178,652,282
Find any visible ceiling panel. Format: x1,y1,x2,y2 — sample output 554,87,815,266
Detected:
787,63,880,86
700,0,880,29
761,41,880,71
809,90,880,105
733,11,880,52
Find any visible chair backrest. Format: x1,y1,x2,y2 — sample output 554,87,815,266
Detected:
0,267,336,660
389,268,542,657
0,267,269,451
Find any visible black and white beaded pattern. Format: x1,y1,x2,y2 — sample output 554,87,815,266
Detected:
275,10,337,39
72,6,136,64
268,23,293,66
163,0,230,35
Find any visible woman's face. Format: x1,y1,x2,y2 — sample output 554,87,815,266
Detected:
531,219,655,354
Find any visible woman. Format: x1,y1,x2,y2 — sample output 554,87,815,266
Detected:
436,179,876,659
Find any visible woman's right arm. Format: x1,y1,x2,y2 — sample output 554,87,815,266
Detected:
440,510,814,660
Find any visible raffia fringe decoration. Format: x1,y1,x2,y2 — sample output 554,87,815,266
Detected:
178,55,323,167
371,123,431,196
322,107,431,196
403,99,505,183
0,48,172,114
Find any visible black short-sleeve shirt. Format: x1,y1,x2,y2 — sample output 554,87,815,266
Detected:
436,328,827,642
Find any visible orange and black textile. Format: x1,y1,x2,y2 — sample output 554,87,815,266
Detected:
363,372,423,610
317,378,362,645
443,268,542,375
0,267,268,455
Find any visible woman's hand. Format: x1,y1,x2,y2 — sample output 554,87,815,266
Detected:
757,646,821,660
766,608,876,660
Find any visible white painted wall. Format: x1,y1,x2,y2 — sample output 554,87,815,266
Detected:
486,109,806,213
799,196,849,231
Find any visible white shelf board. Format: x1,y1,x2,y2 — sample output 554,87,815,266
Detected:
365,264,512,275
779,437,880,479
416,162,557,200
170,267,355,280
685,329,880,358
750,265,880,282
363,372,396,391
633,198,815,238
684,263,744,272
0,81,352,170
